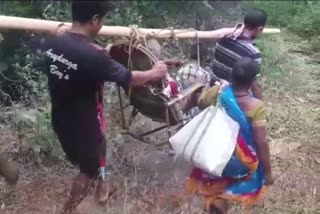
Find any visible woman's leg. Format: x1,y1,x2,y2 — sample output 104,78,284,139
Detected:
209,199,228,214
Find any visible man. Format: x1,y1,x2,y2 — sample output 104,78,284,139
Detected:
31,1,167,213
176,42,212,87
211,8,267,99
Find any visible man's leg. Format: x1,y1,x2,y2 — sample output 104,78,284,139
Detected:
56,129,97,214
62,172,96,214
94,138,116,205
95,173,117,205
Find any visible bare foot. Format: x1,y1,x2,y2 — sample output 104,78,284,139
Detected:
94,180,117,205
209,199,228,214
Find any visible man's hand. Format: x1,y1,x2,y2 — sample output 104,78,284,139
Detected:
151,61,167,80
130,61,167,86
219,23,244,39
55,25,70,36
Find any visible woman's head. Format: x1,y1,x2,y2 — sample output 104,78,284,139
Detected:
231,57,259,89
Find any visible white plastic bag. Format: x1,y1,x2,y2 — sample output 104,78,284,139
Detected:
169,105,239,176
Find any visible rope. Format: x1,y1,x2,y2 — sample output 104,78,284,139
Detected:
195,31,200,67
127,25,166,95
123,25,203,98
127,28,134,97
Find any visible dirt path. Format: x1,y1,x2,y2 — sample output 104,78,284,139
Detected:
0,32,319,214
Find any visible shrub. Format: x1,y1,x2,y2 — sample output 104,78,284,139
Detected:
242,0,320,51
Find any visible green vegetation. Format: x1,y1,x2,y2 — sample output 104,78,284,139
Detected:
243,0,320,51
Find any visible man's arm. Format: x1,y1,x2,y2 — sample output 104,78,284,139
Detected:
130,63,166,86
199,25,244,41
91,49,166,88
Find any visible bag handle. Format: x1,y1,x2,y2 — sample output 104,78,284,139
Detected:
181,100,219,165
181,88,223,165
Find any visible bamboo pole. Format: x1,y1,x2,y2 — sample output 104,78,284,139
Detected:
0,15,281,39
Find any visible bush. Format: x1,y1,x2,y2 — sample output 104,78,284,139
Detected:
0,1,54,105
242,0,320,51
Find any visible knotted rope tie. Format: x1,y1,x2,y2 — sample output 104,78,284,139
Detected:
127,25,155,97
195,31,200,67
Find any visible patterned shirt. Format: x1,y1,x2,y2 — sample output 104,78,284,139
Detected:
211,35,261,82
176,62,212,87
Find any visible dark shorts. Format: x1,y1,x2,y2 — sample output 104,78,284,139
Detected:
54,126,106,178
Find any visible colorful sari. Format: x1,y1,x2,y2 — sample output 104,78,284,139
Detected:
186,85,266,210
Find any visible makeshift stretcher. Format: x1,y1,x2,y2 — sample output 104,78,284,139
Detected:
0,15,281,145
106,39,204,145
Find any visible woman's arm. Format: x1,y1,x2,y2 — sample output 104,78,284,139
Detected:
197,85,220,109
252,127,272,177
252,105,274,185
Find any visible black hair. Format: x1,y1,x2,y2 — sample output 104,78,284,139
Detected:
71,1,112,23
231,57,259,88
244,8,267,30
190,42,207,60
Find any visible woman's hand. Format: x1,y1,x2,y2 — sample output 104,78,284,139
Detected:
214,80,229,93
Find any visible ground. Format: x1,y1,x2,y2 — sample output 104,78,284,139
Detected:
0,31,319,214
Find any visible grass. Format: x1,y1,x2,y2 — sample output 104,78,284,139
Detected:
256,34,286,77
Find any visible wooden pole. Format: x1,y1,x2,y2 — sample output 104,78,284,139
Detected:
0,15,281,40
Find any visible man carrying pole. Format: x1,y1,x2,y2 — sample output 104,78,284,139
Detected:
30,1,167,213
210,8,268,99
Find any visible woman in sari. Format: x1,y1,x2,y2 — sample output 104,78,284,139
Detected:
186,57,274,213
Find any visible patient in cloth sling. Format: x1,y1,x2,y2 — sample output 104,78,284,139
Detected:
145,39,214,123
106,38,213,126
